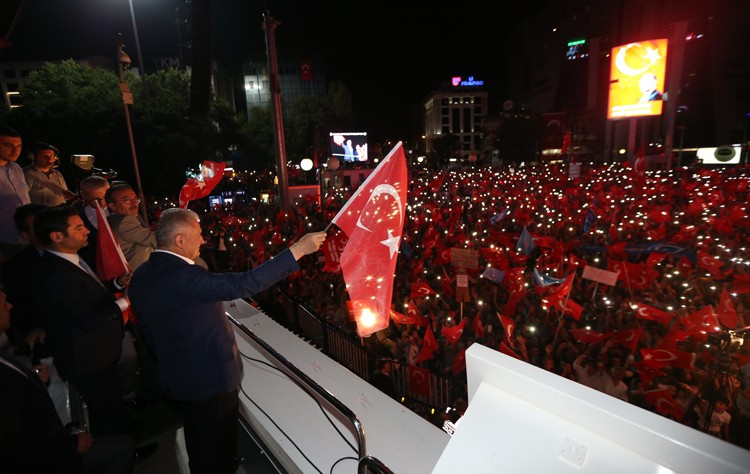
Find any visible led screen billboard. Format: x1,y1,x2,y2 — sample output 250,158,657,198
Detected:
607,38,668,119
330,132,368,162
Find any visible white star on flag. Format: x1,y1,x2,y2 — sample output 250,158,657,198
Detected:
380,229,400,259
329,142,407,337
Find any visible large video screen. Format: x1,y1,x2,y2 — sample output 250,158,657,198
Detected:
330,132,368,162
607,38,668,119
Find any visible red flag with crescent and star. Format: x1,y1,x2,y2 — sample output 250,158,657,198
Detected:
631,302,674,326
643,389,685,421
408,366,431,398
442,318,467,345
640,348,695,370
94,201,134,324
610,327,643,351
717,288,738,329
299,60,313,81
329,142,407,337
417,326,439,363
178,160,226,208
410,279,436,299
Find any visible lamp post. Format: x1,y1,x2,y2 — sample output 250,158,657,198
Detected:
127,0,145,74
116,34,149,225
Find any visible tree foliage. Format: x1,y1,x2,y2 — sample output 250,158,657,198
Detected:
1,58,355,198
11,60,121,159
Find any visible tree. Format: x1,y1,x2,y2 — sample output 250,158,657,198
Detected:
12,60,121,152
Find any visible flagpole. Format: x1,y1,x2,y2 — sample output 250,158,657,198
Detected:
552,272,576,347
621,261,634,300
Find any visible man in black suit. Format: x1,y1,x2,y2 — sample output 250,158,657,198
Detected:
0,203,47,356
129,208,326,474
0,289,135,474
32,205,132,436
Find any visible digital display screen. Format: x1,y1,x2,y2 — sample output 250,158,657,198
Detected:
607,38,668,119
330,132,368,162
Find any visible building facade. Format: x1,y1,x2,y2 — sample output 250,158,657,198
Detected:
424,78,488,161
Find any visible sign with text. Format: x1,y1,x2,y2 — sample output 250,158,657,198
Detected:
451,248,479,270
582,265,620,286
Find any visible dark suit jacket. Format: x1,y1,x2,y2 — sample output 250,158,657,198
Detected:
129,250,299,401
0,353,81,473
78,206,99,269
34,251,124,380
0,245,44,346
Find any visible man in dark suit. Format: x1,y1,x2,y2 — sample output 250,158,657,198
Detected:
77,175,110,269
129,208,326,474
0,289,135,474
0,203,47,356
33,205,132,436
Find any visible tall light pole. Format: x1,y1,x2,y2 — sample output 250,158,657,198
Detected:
127,0,145,74
262,12,291,211
116,34,149,225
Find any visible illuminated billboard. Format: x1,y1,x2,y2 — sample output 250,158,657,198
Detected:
330,132,368,162
607,38,668,119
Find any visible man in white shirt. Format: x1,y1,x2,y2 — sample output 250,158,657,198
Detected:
23,141,76,207
0,126,30,260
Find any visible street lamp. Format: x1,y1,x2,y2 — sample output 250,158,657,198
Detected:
127,0,145,74
116,34,148,225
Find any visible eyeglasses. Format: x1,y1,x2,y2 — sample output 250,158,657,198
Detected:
120,196,141,204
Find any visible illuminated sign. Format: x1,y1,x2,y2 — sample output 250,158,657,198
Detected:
566,39,588,60
607,38,668,119
451,76,484,87
696,146,741,165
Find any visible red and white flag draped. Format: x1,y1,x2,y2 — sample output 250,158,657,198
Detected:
94,201,130,281
329,142,407,336
94,202,133,324
178,160,226,208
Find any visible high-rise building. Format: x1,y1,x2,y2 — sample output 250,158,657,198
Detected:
424,77,488,162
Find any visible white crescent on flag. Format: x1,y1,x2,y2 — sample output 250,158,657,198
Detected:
356,184,403,232
412,370,425,385
700,255,718,268
656,397,677,414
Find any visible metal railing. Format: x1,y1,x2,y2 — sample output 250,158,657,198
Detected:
227,312,393,474
276,290,460,408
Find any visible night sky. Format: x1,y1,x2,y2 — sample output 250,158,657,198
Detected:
4,0,553,142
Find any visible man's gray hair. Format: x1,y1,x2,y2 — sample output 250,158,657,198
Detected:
79,175,109,193
156,208,200,248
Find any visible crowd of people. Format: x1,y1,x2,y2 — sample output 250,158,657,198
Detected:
191,158,750,450
2,119,750,471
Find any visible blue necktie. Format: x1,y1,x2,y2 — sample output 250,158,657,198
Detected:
78,258,104,287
